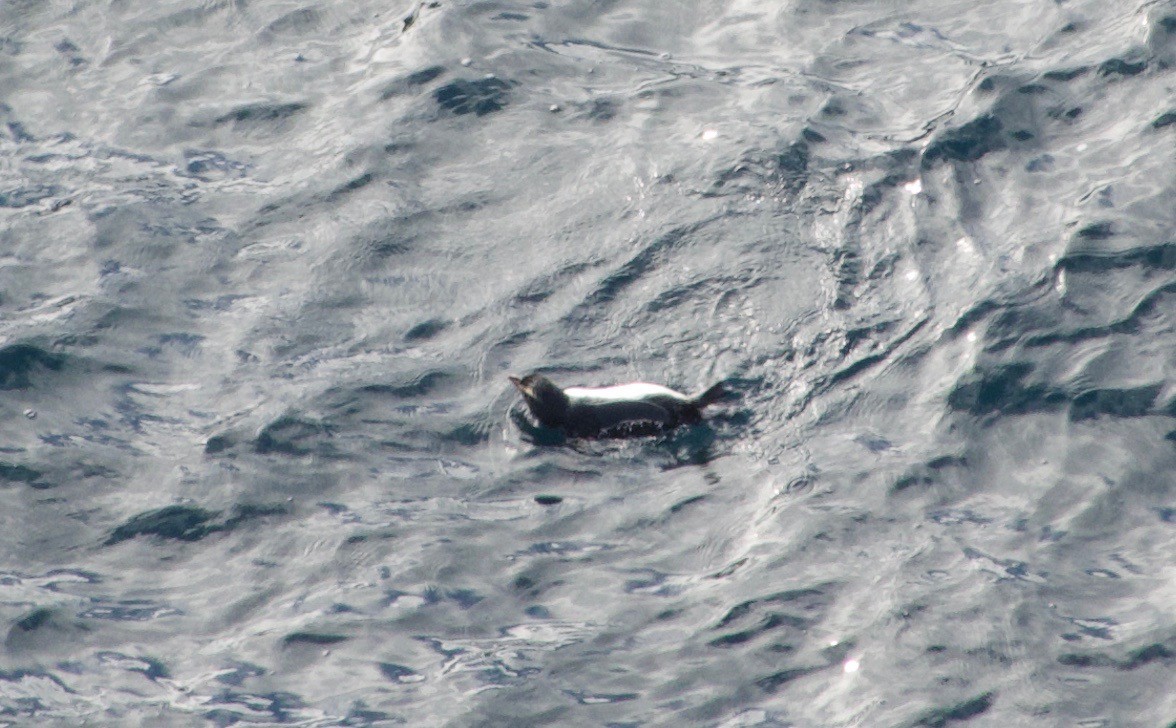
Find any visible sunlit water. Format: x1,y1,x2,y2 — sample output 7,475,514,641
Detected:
1,0,1174,725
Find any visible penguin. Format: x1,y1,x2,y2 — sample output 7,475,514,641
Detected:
509,373,728,438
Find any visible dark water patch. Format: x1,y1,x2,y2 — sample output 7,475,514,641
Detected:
0,667,75,693
710,611,809,648
569,219,712,315
927,454,968,471
204,434,233,454
3,607,84,653
344,703,396,725
1075,221,1114,241
378,662,422,683
1023,279,1176,349
12,607,53,633
1057,652,1113,667
1025,153,1054,172
380,65,446,99
345,220,415,262
205,690,308,726
514,541,615,561
0,184,59,208
156,331,205,355
710,140,810,196
946,276,1053,338
961,547,1035,582
180,149,249,181
434,77,511,116
327,172,377,202
263,7,321,35
221,503,288,530
513,260,596,305
641,275,741,315
105,504,286,545
668,494,706,514
400,0,441,32
404,318,448,341
1047,104,1083,122
445,589,484,609
110,385,174,435
911,691,994,727
922,114,1005,166
406,65,445,86
1153,111,1176,129
802,126,826,143
1098,57,1147,77
5,118,36,143
255,415,334,456
182,294,250,312
360,370,452,399
95,651,171,681
713,586,832,638
1056,241,1176,273
342,528,396,545
105,505,218,545
1069,384,1160,421
928,509,992,526
830,247,863,312
1043,67,1089,82
213,101,308,126
820,317,928,389
205,707,245,727
215,661,266,686
947,362,1066,417
0,462,44,486
623,570,677,596
756,666,820,693
1121,642,1174,669
856,433,893,452
576,97,619,122
1084,568,1119,579
534,495,562,506
283,632,349,646
446,419,491,446
1059,641,1174,670
0,343,65,389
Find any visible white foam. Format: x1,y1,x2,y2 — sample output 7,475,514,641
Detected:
564,383,688,402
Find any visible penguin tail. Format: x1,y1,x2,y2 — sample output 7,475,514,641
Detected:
694,382,729,408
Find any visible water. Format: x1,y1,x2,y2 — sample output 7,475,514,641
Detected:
1,0,1174,725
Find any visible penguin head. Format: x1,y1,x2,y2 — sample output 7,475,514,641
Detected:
509,373,569,428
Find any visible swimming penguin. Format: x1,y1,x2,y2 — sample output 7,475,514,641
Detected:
509,373,728,438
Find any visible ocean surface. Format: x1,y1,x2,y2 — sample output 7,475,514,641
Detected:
1,0,1174,725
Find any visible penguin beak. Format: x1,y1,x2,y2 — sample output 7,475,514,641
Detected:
508,376,528,395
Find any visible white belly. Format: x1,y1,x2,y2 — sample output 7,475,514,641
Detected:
564,382,689,403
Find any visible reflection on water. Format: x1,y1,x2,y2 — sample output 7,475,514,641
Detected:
0,0,1174,724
